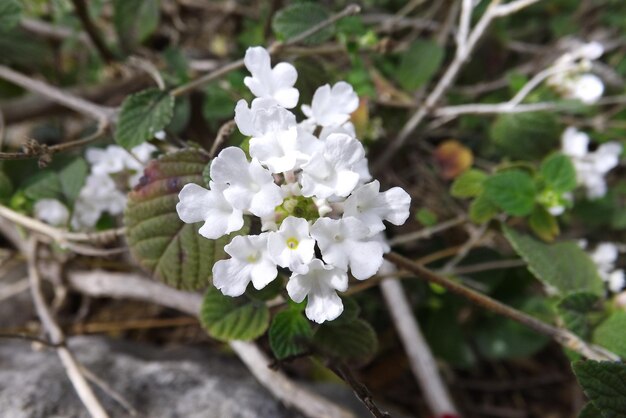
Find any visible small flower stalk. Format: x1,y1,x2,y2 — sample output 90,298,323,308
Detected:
177,46,411,323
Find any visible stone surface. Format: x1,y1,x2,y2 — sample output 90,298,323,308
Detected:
0,337,299,418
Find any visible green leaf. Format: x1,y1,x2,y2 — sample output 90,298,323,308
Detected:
269,309,313,359
541,153,577,193
58,158,88,206
272,3,334,46
113,0,160,51
557,292,600,338
125,149,248,290
314,319,378,363
415,207,438,226
200,287,270,342
483,170,536,216
529,205,559,242
593,312,626,358
573,360,626,418
246,277,283,302
115,88,175,150
469,194,498,223
0,171,13,200
331,297,361,325
396,40,445,90
0,0,21,32
202,85,235,128
503,226,604,296
22,171,63,201
451,169,488,198
490,112,561,160
578,403,603,418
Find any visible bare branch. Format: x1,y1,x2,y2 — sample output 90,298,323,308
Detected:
70,0,117,63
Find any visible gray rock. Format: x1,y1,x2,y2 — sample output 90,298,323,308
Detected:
0,337,297,418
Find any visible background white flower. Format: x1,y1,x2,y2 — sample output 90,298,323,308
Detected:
34,198,69,226
286,259,348,323
71,173,127,229
301,82,359,127
243,46,299,108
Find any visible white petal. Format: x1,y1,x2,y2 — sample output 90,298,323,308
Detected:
286,273,311,303
383,187,412,225
213,259,252,296
250,260,278,290
176,183,212,224
210,147,250,185
349,241,384,280
306,289,344,324
562,127,589,158
249,183,283,217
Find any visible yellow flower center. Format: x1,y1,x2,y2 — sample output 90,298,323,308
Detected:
286,237,299,250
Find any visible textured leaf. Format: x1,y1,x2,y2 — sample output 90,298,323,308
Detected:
573,360,626,418
593,312,626,358
331,297,361,325
0,0,21,32
269,309,313,359
314,319,378,363
58,158,88,206
503,226,604,296
529,205,559,242
115,88,174,149
397,39,445,90
469,194,498,223
451,169,488,198
272,3,334,46
125,149,246,290
22,171,62,201
483,170,536,216
541,153,577,193
490,112,560,160
113,0,160,51
557,292,600,338
200,287,269,342
578,403,603,418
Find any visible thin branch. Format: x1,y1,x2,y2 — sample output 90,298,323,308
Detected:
27,239,110,418
440,223,488,273
389,215,467,246
20,18,92,46
66,270,355,418
170,4,361,97
210,119,236,158
384,251,619,362
327,362,391,418
79,366,139,416
380,278,458,417
70,0,116,63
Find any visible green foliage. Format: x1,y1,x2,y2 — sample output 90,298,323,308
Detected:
540,153,577,193
20,157,87,205
490,112,560,160
483,170,536,216
125,149,248,290
200,287,270,342
0,171,13,201
451,169,488,198
469,194,498,223
115,88,175,149
114,0,161,51
314,318,378,363
557,292,600,339
0,0,22,32
503,226,604,296
592,312,626,359
529,205,559,242
202,85,235,128
396,40,444,90
578,403,603,418
573,360,626,418
269,308,313,359
58,157,88,205
272,3,334,46
415,207,438,226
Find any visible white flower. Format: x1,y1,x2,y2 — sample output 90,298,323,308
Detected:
267,216,315,274
591,242,619,277
300,133,366,199
569,74,604,104
311,217,384,280
210,147,283,217
562,127,590,159
343,180,411,234
154,130,166,141
34,199,69,226
71,173,127,229
176,182,244,239
302,82,359,127
608,270,625,293
212,233,278,296
580,42,604,60
286,258,348,323
243,46,299,109
86,143,157,188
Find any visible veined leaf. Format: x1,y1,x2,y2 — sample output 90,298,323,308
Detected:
0,0,21,33
269,309,313,359
573,360,626,418
272,3,334,46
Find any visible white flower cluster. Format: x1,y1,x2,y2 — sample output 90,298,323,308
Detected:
177,46,411,323
547,41,605,104
34,143,156,229
581,240,625,293
561,127,622,200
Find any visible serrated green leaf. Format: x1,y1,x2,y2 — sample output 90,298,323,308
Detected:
272,3,334,46
483,170,536,216
593,312,626,358
396,39,444,90
541,153,577,193
125,149,247,290
330,297,361,325
503,226,604,296
269,309,313,359
314,319,378,363
529,205,559,242
58,158,88,206
0,0,21,32
200,287,269,342
115,88,174,149
469,194,497,223
490,112,560,160
246,277,283,301
558,292,600,338
451,169,488,198
573,360,626,418
113,0,160,51
578,403,603,418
